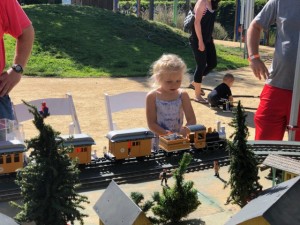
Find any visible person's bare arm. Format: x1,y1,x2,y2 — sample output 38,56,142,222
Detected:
181,91,196,126
0,25,34,96
194,0,206,51
247,20,269,80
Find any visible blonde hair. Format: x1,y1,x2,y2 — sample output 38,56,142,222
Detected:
149,54,188,87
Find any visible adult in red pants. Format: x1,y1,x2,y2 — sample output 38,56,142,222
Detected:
247,0,300,141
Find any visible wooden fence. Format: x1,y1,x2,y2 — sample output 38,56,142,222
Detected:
71,0,113,10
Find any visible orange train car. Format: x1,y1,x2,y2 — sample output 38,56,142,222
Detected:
60,133,95,165
0,140,26,175
105,128,155,160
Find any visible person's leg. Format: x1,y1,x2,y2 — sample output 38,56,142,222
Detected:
190,39,207,100
286,95,300,141
255,85,291,140
203,40,217,76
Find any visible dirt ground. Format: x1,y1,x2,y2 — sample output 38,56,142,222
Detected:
10,40,275,154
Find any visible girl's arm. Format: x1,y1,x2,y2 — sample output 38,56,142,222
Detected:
194,0,206,51
146,91,170,136
181,91,196,126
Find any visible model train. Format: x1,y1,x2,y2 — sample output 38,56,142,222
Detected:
0,118,226,175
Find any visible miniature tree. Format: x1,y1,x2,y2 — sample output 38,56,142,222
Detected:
151,153,200,224
226,101,262,207
10,102,89,225
130,192,159,224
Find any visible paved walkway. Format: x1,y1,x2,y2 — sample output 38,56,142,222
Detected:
0,165,272,225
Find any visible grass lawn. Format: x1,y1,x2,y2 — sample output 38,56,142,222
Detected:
5,4,249,78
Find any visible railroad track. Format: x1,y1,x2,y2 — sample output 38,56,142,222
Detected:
2,142,300,202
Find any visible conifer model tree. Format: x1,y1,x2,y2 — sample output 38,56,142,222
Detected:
151,153,200,223
10,102,89,225
226,101,262,207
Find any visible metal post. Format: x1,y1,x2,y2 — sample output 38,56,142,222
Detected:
136,0,141,17
288,33,300,141
173,0,179,26
149,0,154,20
113,0,118,12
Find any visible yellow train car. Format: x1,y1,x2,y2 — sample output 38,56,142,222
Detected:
0,140,26,175
60,133,95,165
105,128,155,160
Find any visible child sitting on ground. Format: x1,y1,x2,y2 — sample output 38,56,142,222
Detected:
146,54,196,139
207,73,234,108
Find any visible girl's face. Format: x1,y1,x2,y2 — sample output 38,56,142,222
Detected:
160,71,183,93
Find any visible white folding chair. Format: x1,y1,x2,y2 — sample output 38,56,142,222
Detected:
104,91,148,131
13,93,81,134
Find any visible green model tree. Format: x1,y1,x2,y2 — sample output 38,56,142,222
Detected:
151,153,200,224
10,102,89,225
226,101,262,207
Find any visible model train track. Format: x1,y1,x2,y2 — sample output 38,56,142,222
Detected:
2,144,300,202
0,154,228,202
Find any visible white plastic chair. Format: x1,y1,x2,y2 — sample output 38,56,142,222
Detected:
13,93,81,134
104,91,148,131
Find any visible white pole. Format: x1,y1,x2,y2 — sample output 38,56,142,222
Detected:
288,33,300,141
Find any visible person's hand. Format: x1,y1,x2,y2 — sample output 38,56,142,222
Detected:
179,126,190,138
0,69,21,97
249,58,269,80
198,41,205,52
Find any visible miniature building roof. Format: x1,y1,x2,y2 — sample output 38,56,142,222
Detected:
225,176,300,225
59,133,95,146
0,140,26,154
263,154,300,175
93,180,144,225
0,213,18,225
106,128,155,142
187,124,206,132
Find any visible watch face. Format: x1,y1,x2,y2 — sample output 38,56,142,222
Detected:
12,64,23,73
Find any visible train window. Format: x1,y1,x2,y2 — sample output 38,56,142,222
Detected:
6,154,12,164
0,155,3,164
133,141,140,146
83,147,87,152
198,133,203,140
14,153,20,163
76,147,81,153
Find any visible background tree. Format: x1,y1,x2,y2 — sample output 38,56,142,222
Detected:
226,101,262,207
10,102,89,225
151,153,200,224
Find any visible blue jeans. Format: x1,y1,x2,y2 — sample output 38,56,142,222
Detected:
0,95,14,120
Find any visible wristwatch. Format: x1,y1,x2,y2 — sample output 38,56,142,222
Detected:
11,64,23,74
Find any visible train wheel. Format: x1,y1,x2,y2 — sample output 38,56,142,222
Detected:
137,156,145,162
164,151,171,157
213,143,219,151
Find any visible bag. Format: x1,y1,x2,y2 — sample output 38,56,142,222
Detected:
183,10,195,33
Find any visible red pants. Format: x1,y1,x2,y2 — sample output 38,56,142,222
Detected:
255,85,300,141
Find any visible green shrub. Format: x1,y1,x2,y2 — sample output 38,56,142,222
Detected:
213,22,228,40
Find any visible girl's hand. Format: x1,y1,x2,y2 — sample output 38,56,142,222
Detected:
179,126,190,138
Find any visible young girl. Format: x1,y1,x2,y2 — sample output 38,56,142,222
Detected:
146,54,196,138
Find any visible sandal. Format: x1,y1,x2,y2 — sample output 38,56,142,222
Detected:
188,84,205,96
188,83,195,90
194,97,208,104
